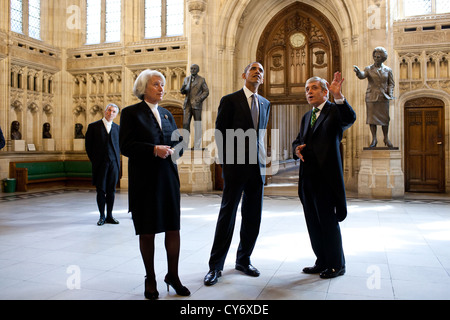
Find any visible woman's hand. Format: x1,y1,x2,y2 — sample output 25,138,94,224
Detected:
154,145,174,159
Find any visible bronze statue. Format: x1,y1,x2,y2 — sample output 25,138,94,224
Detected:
43,122,52,139
11,121,22,140
354,47,394,148
180,64,209,149
74,123,85,139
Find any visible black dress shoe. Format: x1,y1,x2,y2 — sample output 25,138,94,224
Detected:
97,217,106,226
204,270,221,286
105,217,119,224
235,264,260,277
320,267,346,279
302,265,326,274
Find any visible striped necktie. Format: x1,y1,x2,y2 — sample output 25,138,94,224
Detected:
310,107,320,127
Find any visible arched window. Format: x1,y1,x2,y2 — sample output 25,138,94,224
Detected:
145,0,184,39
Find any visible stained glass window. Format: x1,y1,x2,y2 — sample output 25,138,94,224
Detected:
11,0,23,34
145,0,162,38
28,0,41,39
86,0,101,44
166,0,184,36
106,0,121,42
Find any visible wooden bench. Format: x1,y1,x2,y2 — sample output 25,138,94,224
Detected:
9,160,92,192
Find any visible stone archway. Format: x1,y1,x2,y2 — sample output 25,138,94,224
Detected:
255,2,342,163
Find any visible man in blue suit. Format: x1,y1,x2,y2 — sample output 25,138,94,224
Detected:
85,103,121,226
292,72,356,279
204,62,271,286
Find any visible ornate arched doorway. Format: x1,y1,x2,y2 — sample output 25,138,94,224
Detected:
256,2,341,163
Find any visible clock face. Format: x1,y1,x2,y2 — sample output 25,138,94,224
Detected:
290,32,306,48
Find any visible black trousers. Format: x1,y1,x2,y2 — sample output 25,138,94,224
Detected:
208,166,264,271
96,160,119,218
299,175,345,269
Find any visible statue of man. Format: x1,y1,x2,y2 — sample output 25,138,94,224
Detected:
354,47,394,148
180,64,209,149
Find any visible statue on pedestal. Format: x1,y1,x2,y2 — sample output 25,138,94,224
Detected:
354,47,394,148
181,64,209,149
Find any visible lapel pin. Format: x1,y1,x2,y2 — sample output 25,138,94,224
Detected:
164,114,168,119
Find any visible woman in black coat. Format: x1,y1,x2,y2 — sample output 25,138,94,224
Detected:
119,69,188,299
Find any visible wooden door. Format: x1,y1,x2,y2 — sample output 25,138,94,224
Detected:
405,98,445,192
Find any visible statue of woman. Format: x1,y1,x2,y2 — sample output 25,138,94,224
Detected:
354,47,394,148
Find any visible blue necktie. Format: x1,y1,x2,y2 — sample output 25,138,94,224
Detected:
251,94,259,129
310,107,320,128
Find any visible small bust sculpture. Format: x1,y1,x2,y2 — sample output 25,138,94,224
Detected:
11,121,22,140
43,122,52,139
74,123,85,139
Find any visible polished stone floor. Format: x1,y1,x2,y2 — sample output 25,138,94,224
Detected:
1,186,450,301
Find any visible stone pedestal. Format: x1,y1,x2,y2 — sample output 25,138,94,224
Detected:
73,139,85,151
43,139,55,151
12,140,26,151
358,148,404,199
178,149,213,193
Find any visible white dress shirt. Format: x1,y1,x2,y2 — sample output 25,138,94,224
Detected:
145,101,162,129
243,85,259,116
102,117,113,134
313,97,345,118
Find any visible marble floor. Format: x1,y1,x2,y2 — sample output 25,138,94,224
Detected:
1,186,450,302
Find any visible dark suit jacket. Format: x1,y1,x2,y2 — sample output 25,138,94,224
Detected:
215,88,271,183
292,100,356,221
119,100,183,216
0,126,5,150
85,119,121,186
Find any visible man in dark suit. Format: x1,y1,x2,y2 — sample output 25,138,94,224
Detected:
180,64,209,149
292,72,356,279
85,103,121,226
204,62,271,286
